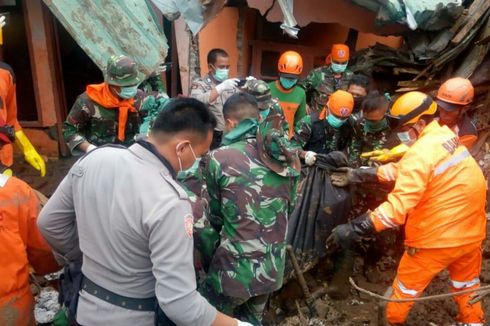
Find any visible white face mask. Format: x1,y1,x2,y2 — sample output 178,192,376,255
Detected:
176,142,198,172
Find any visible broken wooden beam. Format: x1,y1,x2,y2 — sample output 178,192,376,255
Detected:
451,0,490,44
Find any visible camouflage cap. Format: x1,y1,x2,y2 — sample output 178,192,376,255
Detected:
242,79,272,110
256,111,300,177
105,55,144,87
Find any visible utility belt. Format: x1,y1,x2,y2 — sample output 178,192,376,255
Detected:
59,262,175,325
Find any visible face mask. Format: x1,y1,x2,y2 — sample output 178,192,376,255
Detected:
397,131,414,145
279,77,298,90
118,85,138,99
364,118,388,133
331,62,348,74
214,68,229,82
176,142,198,172
259,108,271,121
327,114,347,129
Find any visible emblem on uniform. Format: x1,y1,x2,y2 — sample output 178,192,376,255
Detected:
340,107,350,117
184,214,193,238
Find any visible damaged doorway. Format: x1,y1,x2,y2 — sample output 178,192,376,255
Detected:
54,19,102,117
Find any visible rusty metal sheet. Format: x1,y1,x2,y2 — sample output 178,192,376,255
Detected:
43,0,168,76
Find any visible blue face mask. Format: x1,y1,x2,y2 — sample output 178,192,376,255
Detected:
118,85,138,99
214,68,229,82
279,77,298,90
364,118,388,133
331,62,348,74
327,114,347,129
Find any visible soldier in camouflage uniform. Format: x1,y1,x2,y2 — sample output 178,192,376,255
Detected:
291,90,354,166
300,44,353,113
200,93,299,324
241,78,290,134
348,91,391,168
63,55,165,155
190,48,238,149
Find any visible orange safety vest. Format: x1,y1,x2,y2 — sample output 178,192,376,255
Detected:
371,121,487,248
0,175,59,324
0,66,22,167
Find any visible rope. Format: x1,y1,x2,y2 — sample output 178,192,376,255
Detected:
349,277,490,303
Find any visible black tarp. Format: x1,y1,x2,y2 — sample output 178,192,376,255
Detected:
285,152,352,280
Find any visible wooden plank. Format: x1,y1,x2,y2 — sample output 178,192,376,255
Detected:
451,0,490,44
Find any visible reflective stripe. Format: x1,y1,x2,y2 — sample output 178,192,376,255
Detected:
397,279,418,297
457,323,484,326
434,150,470,176
0,174,9,187
450,277,480,289
381,165,396,181
374,207,397,228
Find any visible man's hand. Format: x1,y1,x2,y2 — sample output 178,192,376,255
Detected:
330,167,354,187
304,151,317,166
326,213,375,251
215,78,239,94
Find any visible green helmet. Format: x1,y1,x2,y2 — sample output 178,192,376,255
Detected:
242,79,272,110
256,111,300,177
105,55,143,87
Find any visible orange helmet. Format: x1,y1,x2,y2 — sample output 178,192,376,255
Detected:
436,77,474,111
328,90,354,117
278,51,303,77
326,44,350,64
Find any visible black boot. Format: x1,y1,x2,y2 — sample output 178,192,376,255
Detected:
327,248,354,300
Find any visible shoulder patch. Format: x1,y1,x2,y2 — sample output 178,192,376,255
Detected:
184,214,193,238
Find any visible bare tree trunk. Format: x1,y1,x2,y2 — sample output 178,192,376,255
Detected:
236,6,247,76
189,31,201,81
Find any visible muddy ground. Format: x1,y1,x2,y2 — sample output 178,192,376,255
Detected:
15,155,490,326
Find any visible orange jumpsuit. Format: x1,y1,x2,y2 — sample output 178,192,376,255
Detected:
371,121,487,325
0,63,21,168
0,174,59,325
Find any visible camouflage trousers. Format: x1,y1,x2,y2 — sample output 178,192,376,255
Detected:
199,282,269,325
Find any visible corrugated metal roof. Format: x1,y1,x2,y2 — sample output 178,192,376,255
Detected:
43,0,168,76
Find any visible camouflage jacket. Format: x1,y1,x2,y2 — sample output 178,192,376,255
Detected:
300,66,353,112
63,90,164,155
138,74,166,94
291,112,352,154
203,125,297,298
347,114,391,167
177,159,219,277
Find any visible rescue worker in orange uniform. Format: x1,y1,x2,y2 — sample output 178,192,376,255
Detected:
436,77,478,150
0,119,59,325
330,91,487,325
0,62,46,176
268,51,307,138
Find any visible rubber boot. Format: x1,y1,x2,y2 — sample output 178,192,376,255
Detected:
327,249,354,300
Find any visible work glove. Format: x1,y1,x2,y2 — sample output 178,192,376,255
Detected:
330,166,378,187
304,151,317,166
326,212,375,251
361,144,409,163
215,78,239,94
235,319,253,326
370,143,408,163
15,130,46,177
